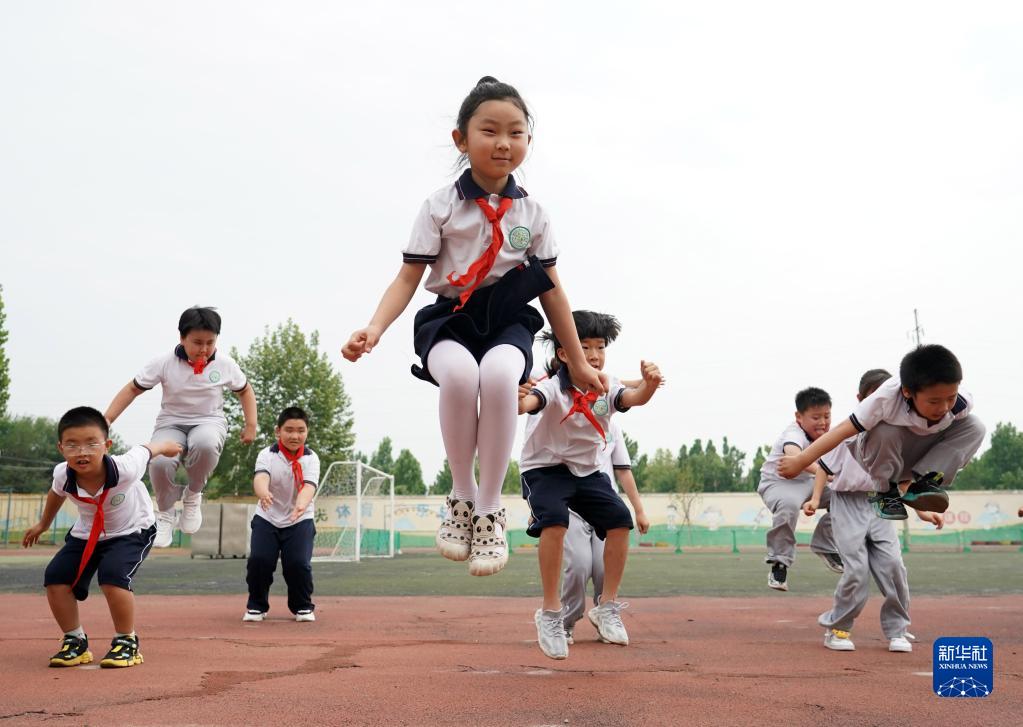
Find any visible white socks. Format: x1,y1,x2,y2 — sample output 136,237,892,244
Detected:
427,341,524,513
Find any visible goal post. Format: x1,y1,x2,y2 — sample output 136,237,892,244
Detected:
312,461,395,562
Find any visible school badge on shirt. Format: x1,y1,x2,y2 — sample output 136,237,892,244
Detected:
110,493,125,507
591,398,610,417
508,226,531,250
933,637,993,697
209,370,222,383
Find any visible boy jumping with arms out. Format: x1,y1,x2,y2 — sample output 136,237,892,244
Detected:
803,369,944,653
757,387,842,591
243,407,321,623
105,306,257,546
519,311,661,659
779,344,985,520
22,407,182,667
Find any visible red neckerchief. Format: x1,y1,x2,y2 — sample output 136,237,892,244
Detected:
446,196,514,310
66,487,111,588
560,388,607,445
192,356,208,374
277,441,305,492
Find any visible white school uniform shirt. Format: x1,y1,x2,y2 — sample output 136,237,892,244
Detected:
818,438,875,493
519,367,630,477
402,169,559,299
51,446,155,540
134,346,248,431
253,444,320,528
757,421,815,493
849,375,972,437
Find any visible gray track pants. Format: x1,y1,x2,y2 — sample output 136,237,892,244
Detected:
759,479,837,567
561,510,605,629
817,490,911,638
149,423,227,512
854,415,985,490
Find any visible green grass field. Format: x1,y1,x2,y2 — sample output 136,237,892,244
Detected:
2,548,1021,598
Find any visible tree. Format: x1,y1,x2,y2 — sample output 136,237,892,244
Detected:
622,431,647,485
0,284,9,416
502,459,521,494
215,320,355,496
433,459,453,495
954,422,1023,490
392,448,425,494
369,437,395,474
0,415,126,492
745,445,769,490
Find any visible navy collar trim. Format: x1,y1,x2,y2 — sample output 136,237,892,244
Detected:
64,455,118,494
454,168,527,201
270,443,311,457
175,344,216,364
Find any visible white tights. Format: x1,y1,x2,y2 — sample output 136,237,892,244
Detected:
427,340,524,515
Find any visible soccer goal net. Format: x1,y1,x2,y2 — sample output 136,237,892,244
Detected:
312,461,395,562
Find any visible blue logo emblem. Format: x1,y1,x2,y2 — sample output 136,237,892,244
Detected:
933,637,993,697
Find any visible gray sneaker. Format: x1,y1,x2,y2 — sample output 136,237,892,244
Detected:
534,609,568,659
587,601,629,645
564,626,574,645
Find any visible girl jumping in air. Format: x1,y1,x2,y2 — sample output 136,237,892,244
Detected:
343,76,604,576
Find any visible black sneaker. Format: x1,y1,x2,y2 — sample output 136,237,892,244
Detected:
768,562,788,591
100,635,143,668
869,491,908,520
817,551,845,574
902,472,949,513
49,634,92,667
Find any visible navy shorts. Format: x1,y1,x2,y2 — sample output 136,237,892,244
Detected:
522,465,633,539
44,525,157,601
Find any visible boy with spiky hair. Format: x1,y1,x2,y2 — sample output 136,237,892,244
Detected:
105,306,257,547
779,344,985,521
518,310,661,660
22,406,182,668
757,387,842,592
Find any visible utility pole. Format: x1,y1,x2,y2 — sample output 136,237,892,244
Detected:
902,310,925,550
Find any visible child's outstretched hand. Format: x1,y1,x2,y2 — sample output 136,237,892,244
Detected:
519,376,538,399
240,422,257,445
22,522,47,548
343,326,382,362
258,491,274,511
802,499,820,516
640,360,662,387
918,511,944,529
574,364,608,395
777,455,802,479
288,504,305,522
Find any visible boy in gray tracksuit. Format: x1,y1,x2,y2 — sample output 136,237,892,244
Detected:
803,369,944,653
757,387,842,591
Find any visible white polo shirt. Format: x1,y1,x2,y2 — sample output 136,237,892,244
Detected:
52,446,155,540
402,169,559,299
849,375,973,437
600,420,631,492
253,444,320,528
758,421,815,493
818,439,874,493
520,367,629,477
134,346,248,430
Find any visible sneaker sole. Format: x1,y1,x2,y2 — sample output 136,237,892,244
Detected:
295,615,316,622
875,508,909,521
435,536,471,562
179,518,202,535
889,642,913,653
901,492,949,513
242,614,265,622
824,641,855,651
586,612,629,646
49,651,92,667
468,554,508,576
101,653,143,668
767,578,789,592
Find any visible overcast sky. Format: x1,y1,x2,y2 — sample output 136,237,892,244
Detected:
2,2,1021,481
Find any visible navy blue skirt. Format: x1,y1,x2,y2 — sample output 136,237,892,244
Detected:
411,256,555,386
